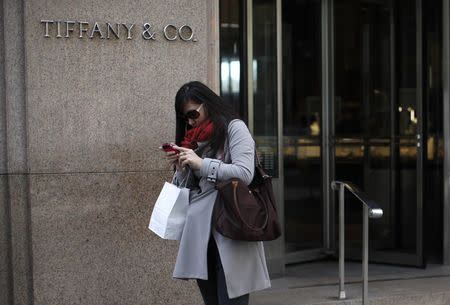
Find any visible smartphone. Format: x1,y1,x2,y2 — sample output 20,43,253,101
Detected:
161,143,180,154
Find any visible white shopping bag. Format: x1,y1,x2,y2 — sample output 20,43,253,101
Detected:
148,172,190,240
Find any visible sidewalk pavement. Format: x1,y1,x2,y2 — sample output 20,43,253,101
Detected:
250,260,450,305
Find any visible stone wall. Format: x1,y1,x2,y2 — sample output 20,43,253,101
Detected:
1,0,214,304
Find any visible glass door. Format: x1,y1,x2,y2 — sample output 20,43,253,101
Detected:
332,0,425,266
282,0,325,263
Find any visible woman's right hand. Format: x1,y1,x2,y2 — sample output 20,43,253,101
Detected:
160,146,181,170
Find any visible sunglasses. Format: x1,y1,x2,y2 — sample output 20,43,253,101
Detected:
181,103,204,121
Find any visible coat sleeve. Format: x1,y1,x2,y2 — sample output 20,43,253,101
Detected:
199,120,255,185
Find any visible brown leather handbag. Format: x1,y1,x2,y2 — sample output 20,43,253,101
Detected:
212,153,281,241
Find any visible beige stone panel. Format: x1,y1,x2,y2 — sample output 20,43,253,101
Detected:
24,0,208,173
8,174,33,305
31,171,202,305
0,1,5,175
2,0,28,175
0,176,12,305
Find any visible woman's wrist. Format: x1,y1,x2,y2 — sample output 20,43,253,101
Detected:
190,157,203,170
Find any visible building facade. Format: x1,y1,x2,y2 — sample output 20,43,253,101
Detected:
1,0,450,305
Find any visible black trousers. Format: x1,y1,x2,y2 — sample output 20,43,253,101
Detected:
196,237,249,305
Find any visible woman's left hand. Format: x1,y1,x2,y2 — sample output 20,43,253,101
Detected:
172,145,203,170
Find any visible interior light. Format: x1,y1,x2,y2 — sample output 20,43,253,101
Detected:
230,60,240,93
220,61,230,94
253,60,258,93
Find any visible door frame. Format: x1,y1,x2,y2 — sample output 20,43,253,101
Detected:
442,0,450,266
415,0,425,268
321,0,334,254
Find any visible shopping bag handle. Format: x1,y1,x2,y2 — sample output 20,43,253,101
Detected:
172,166,191,188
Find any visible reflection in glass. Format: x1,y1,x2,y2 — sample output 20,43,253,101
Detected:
219,0,246,118
253,0,278,177
283,0,322,252
333,0,422,260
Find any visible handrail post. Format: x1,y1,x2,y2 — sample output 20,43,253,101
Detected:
332,181,382,303
363,205,369,304
339,184,346,299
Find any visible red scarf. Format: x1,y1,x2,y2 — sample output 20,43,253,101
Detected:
181,120,215,149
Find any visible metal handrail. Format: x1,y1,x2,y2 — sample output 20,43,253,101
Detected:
331,181,383,305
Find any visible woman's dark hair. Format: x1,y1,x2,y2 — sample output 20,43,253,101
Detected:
175,81,239,156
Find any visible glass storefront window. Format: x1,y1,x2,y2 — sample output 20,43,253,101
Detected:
220,0,279,177
220,0,247,118
219,0,444,266
252,0,279,177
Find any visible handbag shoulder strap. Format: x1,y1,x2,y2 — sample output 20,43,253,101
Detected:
223,120,270,179
254,151,270,179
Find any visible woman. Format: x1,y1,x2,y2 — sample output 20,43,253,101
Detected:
162,81,271,305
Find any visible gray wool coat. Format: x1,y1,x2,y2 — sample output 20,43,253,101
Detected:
171,119,271,299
